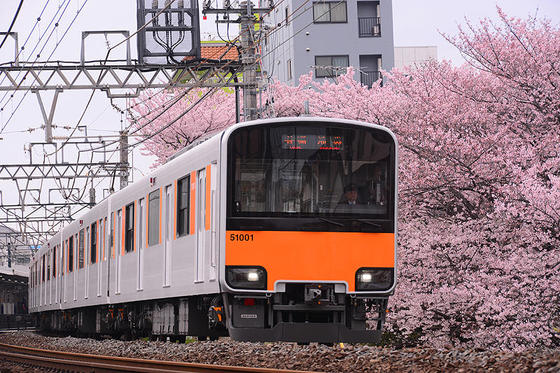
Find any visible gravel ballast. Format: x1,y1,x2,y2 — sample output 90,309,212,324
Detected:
0,331,558,372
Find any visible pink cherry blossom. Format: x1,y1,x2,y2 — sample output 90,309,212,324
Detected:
129,8,560,350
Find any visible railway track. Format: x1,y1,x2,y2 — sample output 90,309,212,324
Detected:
0,342,321,372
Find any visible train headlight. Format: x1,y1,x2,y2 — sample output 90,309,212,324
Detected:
355,268,394,291
226,266,267,290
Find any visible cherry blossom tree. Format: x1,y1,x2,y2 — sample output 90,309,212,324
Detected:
128,8,560,350
129,87,237,167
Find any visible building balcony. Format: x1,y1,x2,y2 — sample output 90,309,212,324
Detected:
358,17,381,37
360,70,381,88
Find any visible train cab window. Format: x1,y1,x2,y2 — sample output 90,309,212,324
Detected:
69,236,74,272
228,124,394,219
79,229,85,269
125,202,135,252
90,222,97,263
148,190,160,246
177,175,190,237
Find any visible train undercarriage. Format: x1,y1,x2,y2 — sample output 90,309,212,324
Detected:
37,285,388,343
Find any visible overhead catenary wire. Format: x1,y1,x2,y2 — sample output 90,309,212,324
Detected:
95,0,305,154
0,0,66,109
38,0,201,217
0,0,51,106
49,0,191,160
0,0,77,134
64,0,284,158
0,0,25,50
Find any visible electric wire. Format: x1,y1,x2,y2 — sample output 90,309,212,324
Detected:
0,0,51,106
0,0,25,50
5,0,303,243
39,0,196,224
0,0,76,133
0,0,67,110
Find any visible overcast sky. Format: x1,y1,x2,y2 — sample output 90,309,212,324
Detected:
0,0,558,208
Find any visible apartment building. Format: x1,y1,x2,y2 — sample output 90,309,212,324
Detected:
262,0,394,87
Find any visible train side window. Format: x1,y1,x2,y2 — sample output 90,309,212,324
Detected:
148,190,160,246
69,236,74,272
79,229,85,269
177,175,190,237
125,202,135,253
90,222,97,264
41,255,45,282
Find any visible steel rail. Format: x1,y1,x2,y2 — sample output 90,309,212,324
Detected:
0,342,320,373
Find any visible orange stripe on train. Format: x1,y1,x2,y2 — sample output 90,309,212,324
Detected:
226,231,395,292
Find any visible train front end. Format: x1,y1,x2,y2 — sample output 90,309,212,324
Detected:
220,118,397,343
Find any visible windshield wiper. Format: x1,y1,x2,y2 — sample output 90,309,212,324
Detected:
319,217,344,227
353,219,382,228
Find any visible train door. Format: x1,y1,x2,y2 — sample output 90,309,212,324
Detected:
61,240,65,303
137,199,145,290
209,164,217,281
107,212,113,299
97,220,102,297
48,251,51,305
85,227,90,299
196,169,206,282
116,210,122,294
73,234,77,301
163,186,172,287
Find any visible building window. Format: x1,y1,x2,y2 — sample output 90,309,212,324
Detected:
148,190,160,246
287,59,292,80
358,17,381,37
177,176,190,237
315,55,349,78
125,203,135,252
313,1,347,23
79,229,85,269
69,237,74,272
90,223,97,263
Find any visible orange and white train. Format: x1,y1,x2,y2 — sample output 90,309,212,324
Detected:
29,117,397,343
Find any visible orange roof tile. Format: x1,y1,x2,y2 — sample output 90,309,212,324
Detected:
201,45,239,60
183,45,239,62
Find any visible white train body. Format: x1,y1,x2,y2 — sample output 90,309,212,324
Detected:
29,117,397,343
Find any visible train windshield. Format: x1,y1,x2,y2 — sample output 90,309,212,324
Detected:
227,123,395,219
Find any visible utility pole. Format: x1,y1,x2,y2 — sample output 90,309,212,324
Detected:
239,2,258,121
203,0,272,121
119,131,129,190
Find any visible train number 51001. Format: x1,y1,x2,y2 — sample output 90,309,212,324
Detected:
229,233,254,242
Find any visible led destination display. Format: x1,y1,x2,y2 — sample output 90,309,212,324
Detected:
281,134,344,150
